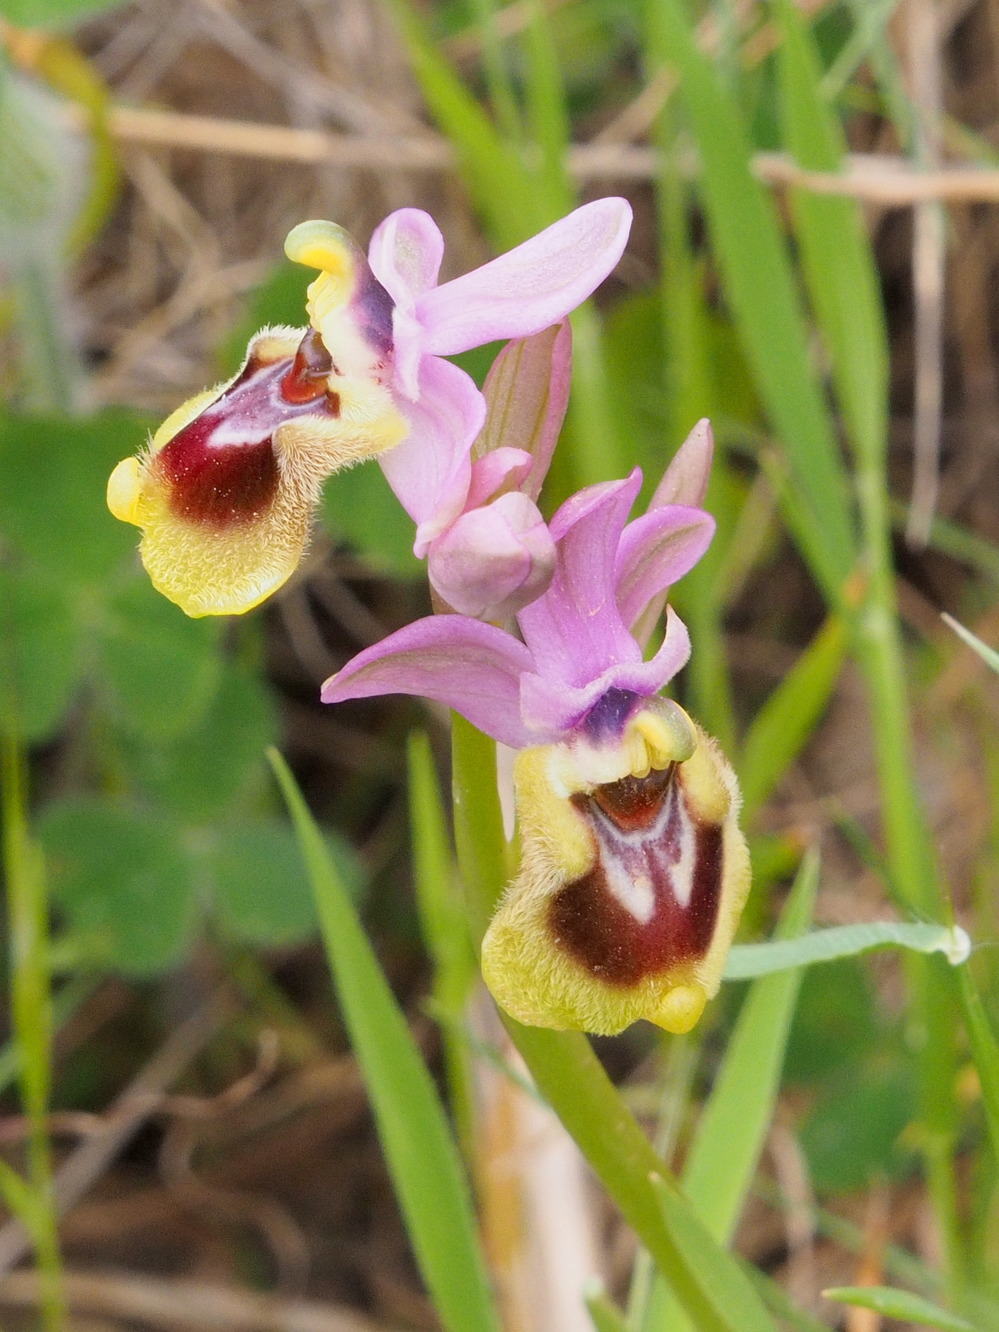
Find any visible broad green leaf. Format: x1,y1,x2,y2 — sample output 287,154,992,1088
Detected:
738,614,847,823
208,821,360,948
0,409,147,584
1,0,130,25
0,563,83,741
40,798,196,975
775,0,889,467
648,0,855,602
801,1069,916,1192
823,1285,975,1331
268,748,500,1332
95,580,223,743
323,461,421,577
642,851,818,1332
724,920,970,980
122,663,276,819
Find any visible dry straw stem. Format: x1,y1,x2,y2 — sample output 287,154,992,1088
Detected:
61,103,999,205
0,1268,398,1332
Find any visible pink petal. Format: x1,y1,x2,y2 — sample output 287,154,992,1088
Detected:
368,208,445,309
321,615,535,749
517,472,643,688
473,322,571,501
465,448,533,509
518,608,691,738
378,356,484,546
649,419,714,509
615,505,715,630
416,199,632,354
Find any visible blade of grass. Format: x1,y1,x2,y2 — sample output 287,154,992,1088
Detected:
724,920,970,980
407,732,478,1161
1,733,63,1329
955,964,999,1168
737,614,847,824
587,1281,630,1332
772,0,960,1287
639,850,819,1332
647,0,856,603
823,1286,976,1332
268,747,500,1332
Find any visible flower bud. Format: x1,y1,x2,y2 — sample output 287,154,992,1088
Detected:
428,492,556,621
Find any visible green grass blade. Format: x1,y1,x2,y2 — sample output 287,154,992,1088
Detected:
648,0,856,601
942,614,999,674
640,851,818,1332
586,1281,630,1332
823,1286,976,1331
407,732,478,1158
738,614,847,824
774,0,889,468
724,920,970,981
955,965,999,1168
268,748,500,1332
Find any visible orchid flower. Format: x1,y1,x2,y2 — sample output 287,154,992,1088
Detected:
322,442,751,1036
290,199,631,554
107,199,631,618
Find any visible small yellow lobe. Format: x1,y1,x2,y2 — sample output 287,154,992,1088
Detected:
284,220,355,285
632,703,696,770
650,985,706,1035
107,457,142,526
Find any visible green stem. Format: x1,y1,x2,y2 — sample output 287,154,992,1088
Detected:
450,715,779,1332
1,735,64,1330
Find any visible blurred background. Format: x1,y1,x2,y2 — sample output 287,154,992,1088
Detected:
3,0,999,1328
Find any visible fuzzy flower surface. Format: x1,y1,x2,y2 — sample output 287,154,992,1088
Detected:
323,433,751,1036
107,200,631,617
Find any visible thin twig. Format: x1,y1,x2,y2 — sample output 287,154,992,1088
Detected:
57,103,999,202
0,991,234,1276
0,1268,396,1332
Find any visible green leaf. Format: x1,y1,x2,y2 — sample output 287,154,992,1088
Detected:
208,821,361,948
0,409,148,584
322,461,421,577
800,1069,916,1192
123,663,276,819
648,0,856,602
955,964,999,1168
268,748,500,1332
724,920,970,980
822,1286,976,1331
0,0,130,25
95,580,223,743
774,0,889,467
0,563,83,741
585,1282,630,1332
738,615,847,823
40,798,197,976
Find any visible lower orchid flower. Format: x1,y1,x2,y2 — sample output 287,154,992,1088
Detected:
321,458,751,1036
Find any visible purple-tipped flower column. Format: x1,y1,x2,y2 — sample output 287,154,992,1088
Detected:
322,439,751,1036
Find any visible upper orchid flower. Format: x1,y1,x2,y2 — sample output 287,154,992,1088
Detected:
322,436,751,1036
287,199,632,555
107,200,631,617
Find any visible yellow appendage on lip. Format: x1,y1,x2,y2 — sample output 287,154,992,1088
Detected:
107,456,142,526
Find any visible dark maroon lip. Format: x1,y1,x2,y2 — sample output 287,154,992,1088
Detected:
549,767,723,987
157,338,342,531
